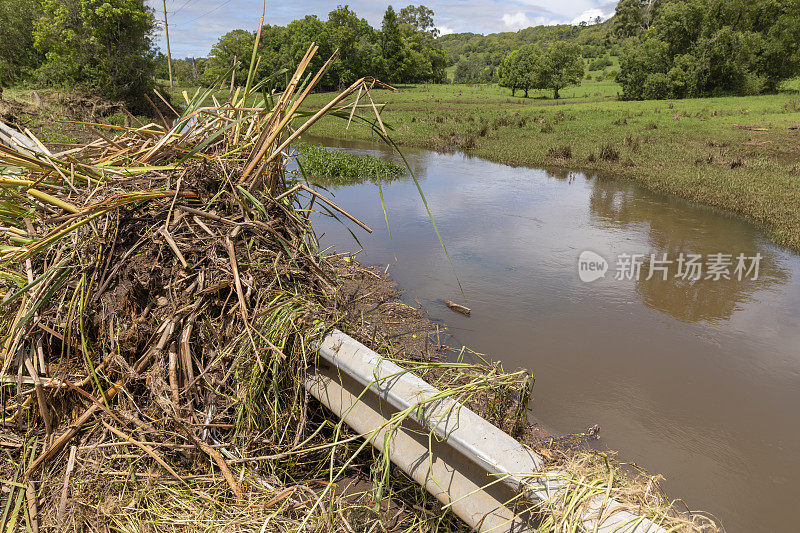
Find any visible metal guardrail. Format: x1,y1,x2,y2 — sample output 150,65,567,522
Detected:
0,121,42,156
307,330,666,532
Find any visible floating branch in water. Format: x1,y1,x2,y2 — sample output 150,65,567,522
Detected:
445,300,472,316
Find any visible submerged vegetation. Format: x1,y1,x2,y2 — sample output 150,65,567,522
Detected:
297,143,407,186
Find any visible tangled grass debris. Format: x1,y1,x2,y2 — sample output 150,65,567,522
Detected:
0,34,721,532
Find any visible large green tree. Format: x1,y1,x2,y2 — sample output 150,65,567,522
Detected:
379,5,445,83
399,5,439,38
537,42,584,99
202,29,256,86
499,47,539,97
326,5,380,87
613,0,649,39
0,0,42,89
499,42,582,99
498,50,521,96
397,27,447,83
283,15,333,84
255,25,289,85
616,0,800,99
616,37,673,98
381,5,405,78
33,0,156,107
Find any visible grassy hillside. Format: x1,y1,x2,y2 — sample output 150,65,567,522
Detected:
300,81,800,251
438,21,612,64
439,22,612,83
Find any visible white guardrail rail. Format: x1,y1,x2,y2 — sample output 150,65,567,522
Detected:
307,329,666,533
0,121,43,156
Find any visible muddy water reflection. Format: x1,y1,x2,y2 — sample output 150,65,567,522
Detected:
586,178,790,323
306,136,800,532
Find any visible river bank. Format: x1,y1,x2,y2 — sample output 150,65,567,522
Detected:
305,135,800,532
301,83,800,252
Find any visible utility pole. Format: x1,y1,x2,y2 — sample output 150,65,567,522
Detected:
230,55,236,93
162,0,173,87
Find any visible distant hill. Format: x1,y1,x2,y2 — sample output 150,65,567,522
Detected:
436,20,614,83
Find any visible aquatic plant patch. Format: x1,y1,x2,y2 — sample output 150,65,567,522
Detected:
297,143,406,186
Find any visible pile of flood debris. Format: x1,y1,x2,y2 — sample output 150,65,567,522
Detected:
0,44,720,531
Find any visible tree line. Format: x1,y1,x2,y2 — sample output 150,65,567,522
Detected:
0,1,446,110
0,0,156,110
444,0,800,100
188,5,447,91
613,0,800,99
441,22,609,84
1,0,798,109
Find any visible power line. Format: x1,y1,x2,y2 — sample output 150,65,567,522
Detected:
172,0,195,17
173,0,232,28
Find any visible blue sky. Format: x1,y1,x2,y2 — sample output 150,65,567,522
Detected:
146,0,619,59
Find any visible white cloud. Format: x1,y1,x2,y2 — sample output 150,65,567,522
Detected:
501,12,562,31
502,12,532,30
571,8,610,25
437,25,455,35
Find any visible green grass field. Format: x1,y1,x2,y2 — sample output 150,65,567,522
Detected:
297,80,800,251
10,80,797,252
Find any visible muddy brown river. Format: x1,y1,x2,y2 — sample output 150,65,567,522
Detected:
306,136,800,532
